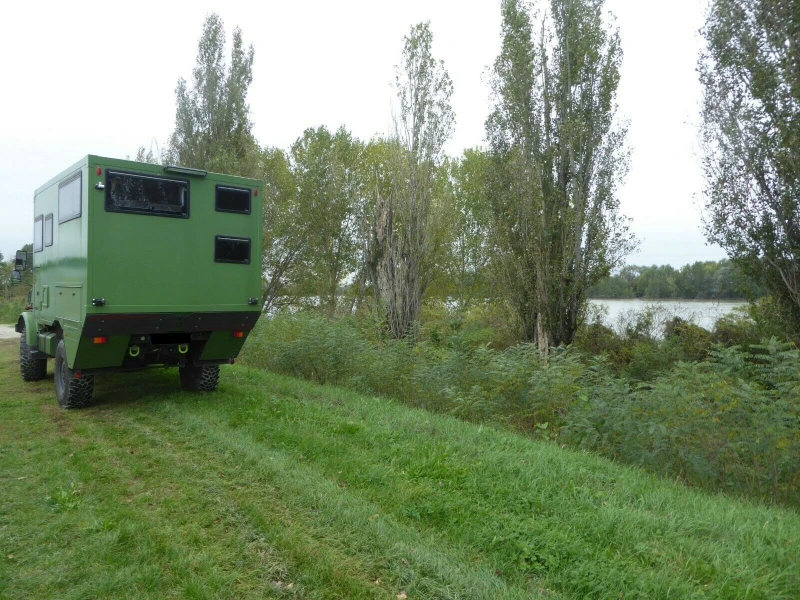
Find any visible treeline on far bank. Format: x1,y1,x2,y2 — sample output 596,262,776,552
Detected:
588,260,768,300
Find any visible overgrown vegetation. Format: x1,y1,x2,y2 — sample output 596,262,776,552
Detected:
241,303,800,508
3,339,800,599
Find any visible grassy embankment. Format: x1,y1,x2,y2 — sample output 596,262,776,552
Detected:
1,337,799,599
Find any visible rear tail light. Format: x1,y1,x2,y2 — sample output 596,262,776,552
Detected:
93,336,108,344
233,331,244,339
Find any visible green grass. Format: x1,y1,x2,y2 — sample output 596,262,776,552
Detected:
1,338,799,599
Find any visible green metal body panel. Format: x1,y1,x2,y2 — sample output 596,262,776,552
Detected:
28,155,263,370
19,311,37,347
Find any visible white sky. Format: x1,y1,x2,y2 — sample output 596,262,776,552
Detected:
0,0,725,267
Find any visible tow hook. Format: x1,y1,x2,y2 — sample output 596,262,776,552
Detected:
129,345,140,358
178,343,189,355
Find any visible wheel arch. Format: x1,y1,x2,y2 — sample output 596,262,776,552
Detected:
16,312,37,347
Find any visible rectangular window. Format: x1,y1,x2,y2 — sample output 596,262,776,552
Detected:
214,236,251,264
34,215,43,252
216,185,251,214
44,214,53,247
58,172,82,223
106,171,189,218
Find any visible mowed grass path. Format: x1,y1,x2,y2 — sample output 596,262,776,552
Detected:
1,338,798,599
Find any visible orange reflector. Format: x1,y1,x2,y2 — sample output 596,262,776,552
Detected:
74,371,82,379
233,331,244,339
93,336,108,344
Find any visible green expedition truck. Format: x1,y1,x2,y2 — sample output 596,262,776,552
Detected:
13,155,263,408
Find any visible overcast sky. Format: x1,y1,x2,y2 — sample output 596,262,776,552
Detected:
0,0,725,267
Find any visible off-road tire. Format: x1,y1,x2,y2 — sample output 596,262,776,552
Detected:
19,327,47,382
180,364,220,392
54,339,94,409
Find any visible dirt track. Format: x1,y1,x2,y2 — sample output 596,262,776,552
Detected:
0,324,17,340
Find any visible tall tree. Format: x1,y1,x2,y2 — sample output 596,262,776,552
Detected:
166,13,259,177
291,126,364,315
699,0,800,334
368,22,455,338
486,0,634,353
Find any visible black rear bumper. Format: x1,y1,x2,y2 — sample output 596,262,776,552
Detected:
82,311,260,338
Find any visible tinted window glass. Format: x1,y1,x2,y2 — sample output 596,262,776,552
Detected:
214,236,251,264
216,186,251,214
58,173,81,223
106,171,189,217
34,216,43,252
44,214,53,247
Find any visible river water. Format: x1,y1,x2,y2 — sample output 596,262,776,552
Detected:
587,299,748,333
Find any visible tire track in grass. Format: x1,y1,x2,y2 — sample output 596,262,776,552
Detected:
91,390,554,600
213,369,800,599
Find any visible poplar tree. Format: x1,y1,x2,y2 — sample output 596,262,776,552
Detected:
486,0,634,353
166,13,259,177
699,0,800,334
368,22,454,339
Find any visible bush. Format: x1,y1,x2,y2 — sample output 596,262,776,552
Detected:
243,313,369,385
0,297,25,325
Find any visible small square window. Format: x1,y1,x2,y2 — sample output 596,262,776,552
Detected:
215,186,251,214
44,214,53,247
214,236,251,264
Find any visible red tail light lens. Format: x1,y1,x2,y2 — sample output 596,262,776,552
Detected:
93,336,108,344
233,331,244,339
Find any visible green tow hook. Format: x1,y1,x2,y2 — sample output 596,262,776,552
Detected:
129,345,140,358
178,343,189,355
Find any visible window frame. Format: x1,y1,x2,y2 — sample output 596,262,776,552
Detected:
58,171,82,224
215,185,252,215
33,215,44,252
214,235,251,265
44,213,54,247
105,170,190,219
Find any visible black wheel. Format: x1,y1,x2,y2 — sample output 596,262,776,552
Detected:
180,364,220,392
54,339,94,409
19,327,47,382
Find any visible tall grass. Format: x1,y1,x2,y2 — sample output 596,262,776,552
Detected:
241,311,800,507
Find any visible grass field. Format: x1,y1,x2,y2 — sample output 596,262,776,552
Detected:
1,337,799,599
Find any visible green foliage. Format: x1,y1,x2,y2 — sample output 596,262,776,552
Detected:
366,22,455,339
699,0,800,334
289,126,365,314
259,146,304,311
166,13,260,177
0,297,26,324
485,0,634,350
440,148,493,308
